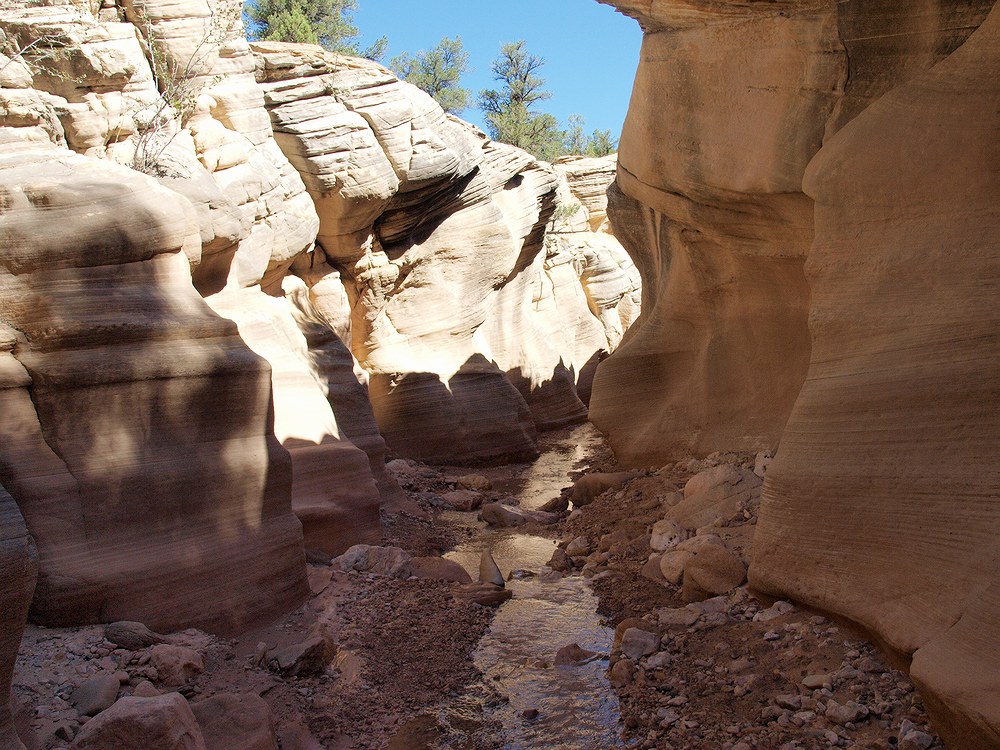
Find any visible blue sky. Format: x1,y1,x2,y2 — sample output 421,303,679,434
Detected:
353,1,642,138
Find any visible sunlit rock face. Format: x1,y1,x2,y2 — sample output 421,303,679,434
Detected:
0,146,308,633
590,0,841,464
752,6,1000,748
599,0,999,746
252,44,639,462
542,156,641,404
0,0,393,556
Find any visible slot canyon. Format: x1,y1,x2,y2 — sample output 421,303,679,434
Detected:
0,0,996,749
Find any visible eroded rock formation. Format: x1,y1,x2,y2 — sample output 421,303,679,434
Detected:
590,0,842,464
542,156,641,403
0,0,639,652
0,146,308,633
597,0,999,745
752,6,1000,747
252,44,639,462
0,0,392,572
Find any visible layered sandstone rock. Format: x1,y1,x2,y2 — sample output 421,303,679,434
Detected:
0,0,390,556
207,282,382,554
752,6,1000,747
0,145,307,633
543,156,641,402
253,44,639,461
590,0,840,464
599,0,999,745
0,483,35,750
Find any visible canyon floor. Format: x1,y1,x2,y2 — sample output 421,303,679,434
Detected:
10,426,946,750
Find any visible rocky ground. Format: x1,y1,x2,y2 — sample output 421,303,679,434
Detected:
8,458,518,750
9,428,948,750
551,449,947,750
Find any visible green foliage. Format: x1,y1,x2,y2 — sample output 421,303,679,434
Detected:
244,0,386,59
585,128,617,157
563,114,587,155
553,203,581,221
259,4,317,44
560,114,618,157
390,36,471,114
479,40,565,161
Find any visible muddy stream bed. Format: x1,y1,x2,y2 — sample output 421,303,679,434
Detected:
435,423,625,749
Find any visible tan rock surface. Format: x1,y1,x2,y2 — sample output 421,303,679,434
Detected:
206,284,381,555
599,1,999,744
590,0,841,464
752,6,1000,747
71,694,207,750
0,147,307,633
253,43,638,461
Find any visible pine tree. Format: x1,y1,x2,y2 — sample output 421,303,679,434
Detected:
390,37,471,114
479,40,565,161
586,129,617,157
244,0,386,59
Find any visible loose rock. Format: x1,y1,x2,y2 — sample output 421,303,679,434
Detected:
103,622,166,651
71,694,206,750
148,645,204,688
71,673,120,717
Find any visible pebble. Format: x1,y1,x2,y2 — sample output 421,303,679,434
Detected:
803,673,833,690
621,628,660,661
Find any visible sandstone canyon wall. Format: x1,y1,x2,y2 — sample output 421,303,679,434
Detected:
252,43,639,462
0,0,639,640
596,0,999,746
752,7,1000,747
589,0,840,463
0,145,308,634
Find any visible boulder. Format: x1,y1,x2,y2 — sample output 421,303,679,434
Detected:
104,622,167,652
148,646,204,687
658,550,694,585
71,674,121,717
682,544,747,603
451,583,512,608
620,628,659,661
333,545,412,579
265,638,328,678
554,643,599,666
478,549,505,587
454,474,492,492
71,694,206,750
190,694,277,750
569,471,640,507
640,555,664,583
439,490,483,512
667,465,761,530
410,557,472,584
649,519,686,553
565,536,592,557
480,503,560,528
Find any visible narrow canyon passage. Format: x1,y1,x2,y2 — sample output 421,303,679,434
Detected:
439,425,623,749
0,0,996,748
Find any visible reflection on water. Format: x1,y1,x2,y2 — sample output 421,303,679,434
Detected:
509,423,605,511
439,423,623,749
446,533,558,577
474,576,623,750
